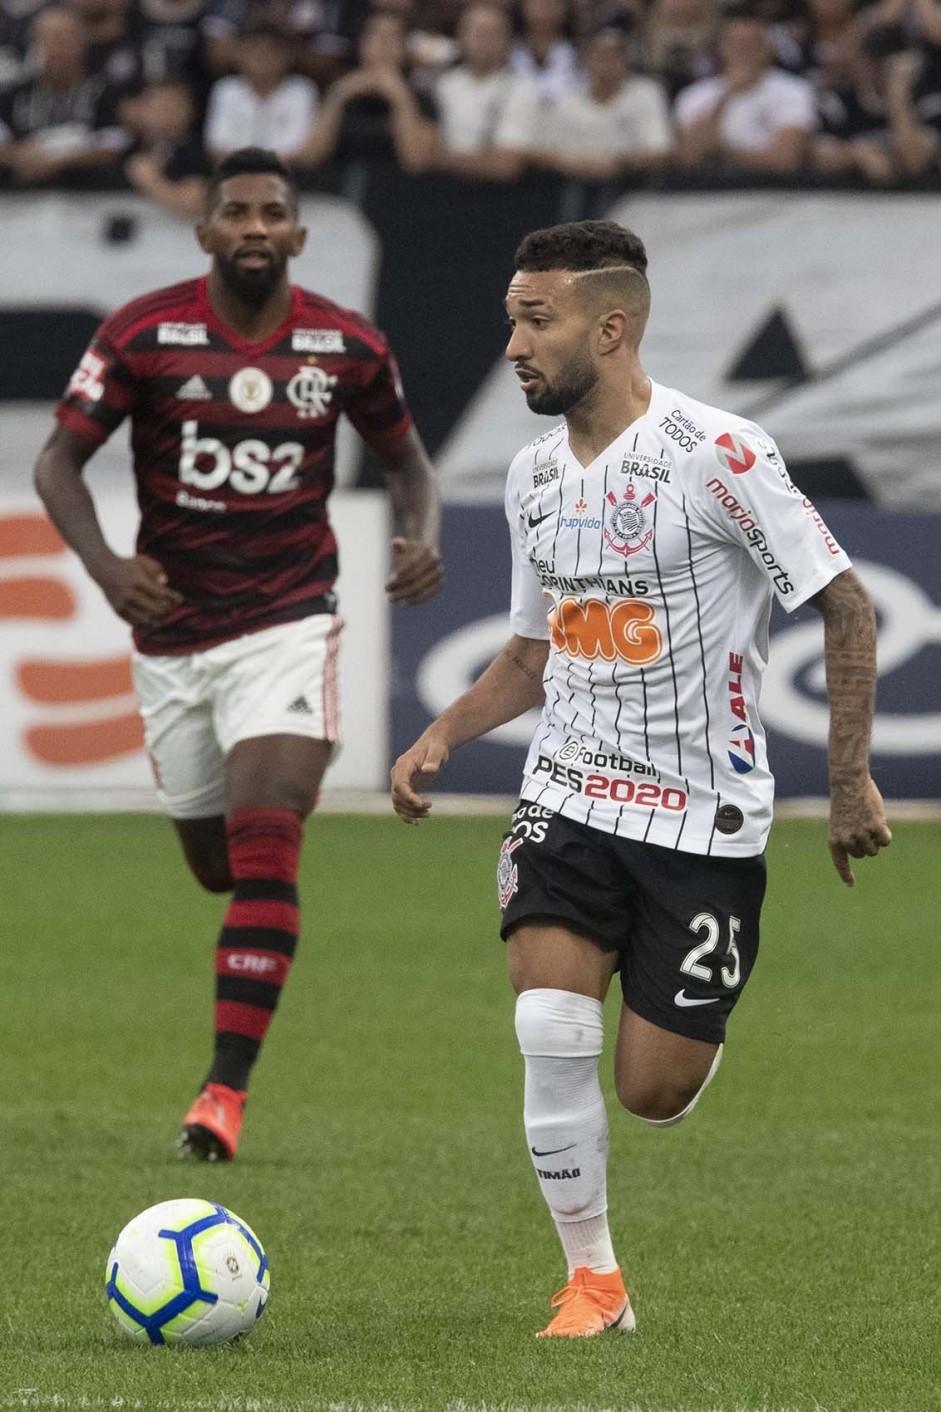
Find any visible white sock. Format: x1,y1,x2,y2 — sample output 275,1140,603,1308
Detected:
631,1043,724,1128
515,988,618,1277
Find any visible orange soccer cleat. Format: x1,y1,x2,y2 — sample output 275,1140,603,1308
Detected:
536,1266,636,1339
176,1082,247,1162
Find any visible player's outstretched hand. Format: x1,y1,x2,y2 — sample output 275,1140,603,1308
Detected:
391,732,449,824
98,554,183,628
828,775,892,886
385,537,443,606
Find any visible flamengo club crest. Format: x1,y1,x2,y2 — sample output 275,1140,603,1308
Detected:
229,367,273,414
287,364,338,419
604,483,655,557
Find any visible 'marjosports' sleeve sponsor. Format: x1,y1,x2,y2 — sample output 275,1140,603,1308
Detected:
506,455,551,639
699,421,851,610
56,319,135,447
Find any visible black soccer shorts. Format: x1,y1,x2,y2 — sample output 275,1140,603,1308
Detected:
498,801,766,1044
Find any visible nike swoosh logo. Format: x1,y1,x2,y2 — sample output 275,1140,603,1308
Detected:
674,990,719,1008
531,1144,575,1157
527,510,554,529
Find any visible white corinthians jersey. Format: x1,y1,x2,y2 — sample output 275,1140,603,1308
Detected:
506,379,851,856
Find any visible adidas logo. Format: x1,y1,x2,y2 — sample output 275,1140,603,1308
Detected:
286,695,313,715
176,374,212,400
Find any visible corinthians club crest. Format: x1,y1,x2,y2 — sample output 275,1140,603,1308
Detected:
604,483,656,558
497,836,524,909
287,363,338,419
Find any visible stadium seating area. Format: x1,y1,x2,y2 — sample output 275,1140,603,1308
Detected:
1,0,940,206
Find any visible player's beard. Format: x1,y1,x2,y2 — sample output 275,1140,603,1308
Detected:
216,250,287,306
525,349,598,417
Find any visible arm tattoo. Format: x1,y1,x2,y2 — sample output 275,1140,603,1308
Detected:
503,645,541,686
813,569,877,787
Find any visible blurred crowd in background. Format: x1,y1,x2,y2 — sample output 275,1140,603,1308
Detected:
1,0,939,210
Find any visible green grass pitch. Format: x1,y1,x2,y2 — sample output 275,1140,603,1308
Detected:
1,813,939,1412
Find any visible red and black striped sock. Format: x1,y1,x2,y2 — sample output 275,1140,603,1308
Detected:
206,806,303,1092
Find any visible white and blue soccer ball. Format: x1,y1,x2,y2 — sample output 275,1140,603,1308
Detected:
105,1198,270,1346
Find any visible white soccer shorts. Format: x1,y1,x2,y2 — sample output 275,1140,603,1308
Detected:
132,614,343,818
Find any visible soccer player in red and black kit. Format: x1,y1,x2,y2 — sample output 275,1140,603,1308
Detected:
34,147,443,1162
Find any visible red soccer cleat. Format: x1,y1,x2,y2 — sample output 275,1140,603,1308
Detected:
177,1082,247,1162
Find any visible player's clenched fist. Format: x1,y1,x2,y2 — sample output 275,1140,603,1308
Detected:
828,775,892,887
385,537,443,606
391,731,450,823
97,554,183,628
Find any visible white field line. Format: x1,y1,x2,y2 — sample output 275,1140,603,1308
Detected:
2,793,938,820
0,1395,902,1412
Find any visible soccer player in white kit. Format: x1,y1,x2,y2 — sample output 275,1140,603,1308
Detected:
391,221,891,1337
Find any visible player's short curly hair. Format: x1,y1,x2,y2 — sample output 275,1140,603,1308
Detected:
514,221,648,277
206,147,299,213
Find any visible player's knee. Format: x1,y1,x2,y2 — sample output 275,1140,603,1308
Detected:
187,855,233,893
515,988,604,1058
617,1045,724,1126
278,782,317,818
615,1074,699,1123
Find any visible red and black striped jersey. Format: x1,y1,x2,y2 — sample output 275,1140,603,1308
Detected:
56,276,413,654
